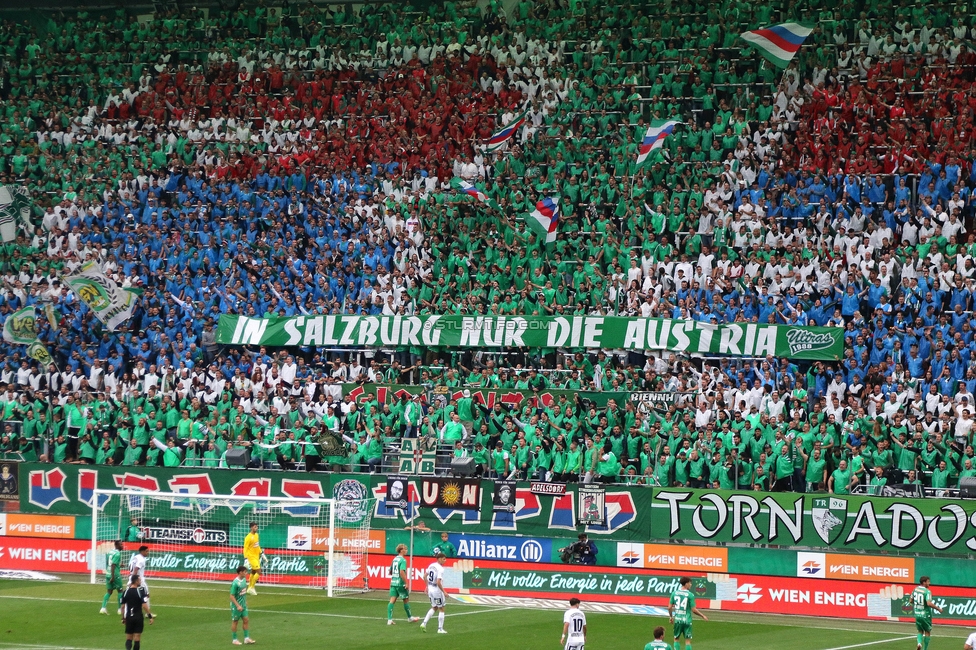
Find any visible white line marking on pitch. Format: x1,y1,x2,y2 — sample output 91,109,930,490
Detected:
0,641,115,650
51,575,499,608
0,594,509,621
823,636,915,650
701,611,969,639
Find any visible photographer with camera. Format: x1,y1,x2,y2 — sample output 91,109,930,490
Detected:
559,533,597,565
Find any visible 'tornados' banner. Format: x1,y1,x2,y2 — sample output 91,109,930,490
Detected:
651,488,976,555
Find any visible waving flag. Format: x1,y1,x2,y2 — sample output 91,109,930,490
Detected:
0,186,17,243
2,306,37,345
527,197,560,244
485,106,530,153
451,178,501,211
636,120,681,166
740,23,814,68
0,185,29,243
27,341,54,367
43,303,62,330
63,262,140,331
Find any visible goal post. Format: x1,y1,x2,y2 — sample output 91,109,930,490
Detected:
90,489,374,597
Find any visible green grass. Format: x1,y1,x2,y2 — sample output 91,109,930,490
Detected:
0,576,969,650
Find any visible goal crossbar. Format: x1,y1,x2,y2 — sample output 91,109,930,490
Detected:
90,489,372,597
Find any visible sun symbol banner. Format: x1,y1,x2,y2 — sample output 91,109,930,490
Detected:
421,477,482,510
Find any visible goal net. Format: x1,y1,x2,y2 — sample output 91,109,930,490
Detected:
90,489,375,596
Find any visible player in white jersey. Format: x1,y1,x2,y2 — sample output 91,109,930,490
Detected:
964,630,976,650
561,597,587,650
420,552,447,634
128,546,153,613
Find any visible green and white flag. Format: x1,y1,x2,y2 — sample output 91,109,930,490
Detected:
42,303,61,330
0,185,32,243
27,341,54,367
2,306,38,344
63,262,139,331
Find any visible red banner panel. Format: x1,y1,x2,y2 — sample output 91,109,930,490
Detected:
0,536,90,572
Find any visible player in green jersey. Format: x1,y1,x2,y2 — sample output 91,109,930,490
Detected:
100,540,125,615
646,626,671,650
669,577,708,650
911,576,943,650
230,566,255,645
387,544,419,625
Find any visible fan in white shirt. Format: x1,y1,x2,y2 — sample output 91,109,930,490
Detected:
280,357,297,386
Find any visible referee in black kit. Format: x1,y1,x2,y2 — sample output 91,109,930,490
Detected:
121,574,154,650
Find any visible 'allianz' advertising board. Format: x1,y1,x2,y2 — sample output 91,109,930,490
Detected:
445,534,553,563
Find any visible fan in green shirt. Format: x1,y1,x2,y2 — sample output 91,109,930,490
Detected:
440,413,465,443
803,448,828,491
867,466,888,495
829,460,855,495
120,438,143,466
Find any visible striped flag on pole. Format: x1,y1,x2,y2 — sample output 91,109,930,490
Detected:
450,178,501,211
740,23,814,68
636,120,682,166
485,106,530,153
527,197,560,244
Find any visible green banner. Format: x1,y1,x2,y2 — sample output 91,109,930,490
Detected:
19,463,650,541
651,488,976,556
342,383,633,409
463,568,714,599
217,315,842,360
925,597,976,619
143,549,323,577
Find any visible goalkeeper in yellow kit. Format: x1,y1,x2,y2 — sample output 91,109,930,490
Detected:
242,523,263,596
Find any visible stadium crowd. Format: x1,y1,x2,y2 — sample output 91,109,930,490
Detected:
1,0,976,492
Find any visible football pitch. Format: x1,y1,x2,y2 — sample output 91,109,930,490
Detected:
0,577,970,650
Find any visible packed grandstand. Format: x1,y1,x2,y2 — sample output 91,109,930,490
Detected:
0,0,974,493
